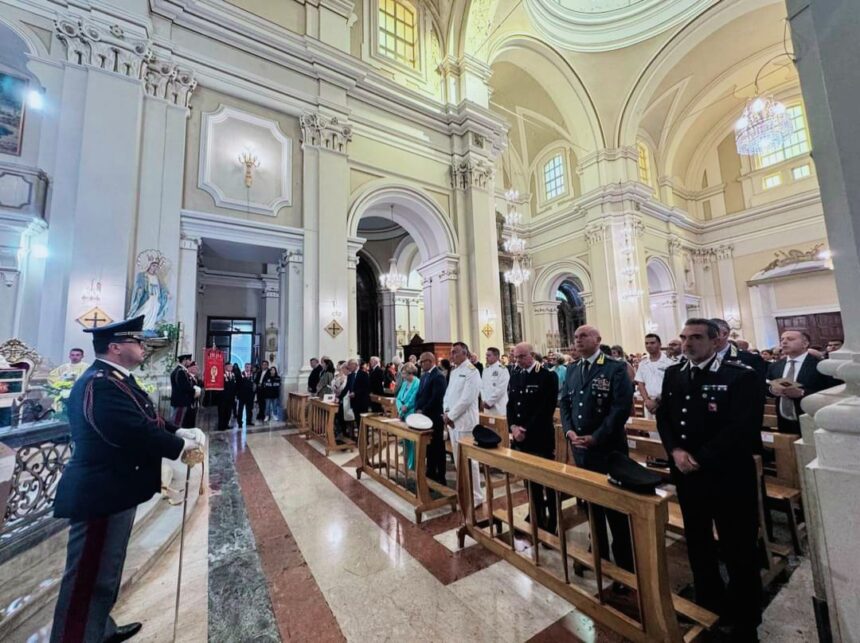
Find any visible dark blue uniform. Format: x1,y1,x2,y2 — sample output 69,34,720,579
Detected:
657,355,762,634
507,362,558,531
559,352,634,571
414,366,448,484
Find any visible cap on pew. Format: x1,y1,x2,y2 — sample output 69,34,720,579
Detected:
607,452,662,494
472,425,501,449
405,413,433,430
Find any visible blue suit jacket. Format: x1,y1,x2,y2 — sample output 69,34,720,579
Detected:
414,367,447,430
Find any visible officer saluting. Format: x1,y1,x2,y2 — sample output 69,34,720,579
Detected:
51,316,204,643
506,342,558,532
559,325,634,574
656,318,762,641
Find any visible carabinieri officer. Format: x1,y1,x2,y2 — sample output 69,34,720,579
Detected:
559,325,634,574
51,316,204,643
656,318,762,640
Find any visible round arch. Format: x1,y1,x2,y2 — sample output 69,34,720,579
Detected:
348,181,459,261
616,0,782,146
489,35,605,152
646,256,675,293
0,16,49,64
532,259,594,302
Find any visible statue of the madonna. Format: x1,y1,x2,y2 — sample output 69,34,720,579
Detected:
128,250,170,331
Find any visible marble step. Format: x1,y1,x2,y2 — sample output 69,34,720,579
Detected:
0,462,206,642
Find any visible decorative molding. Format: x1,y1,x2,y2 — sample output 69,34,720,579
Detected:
198,105,293,216
143,57,197,107
450,156,495,191
576,146,638,175
667,235,685,256
54,17,151,79
299,112,352,154
179,235,201,252
533,300,559,316
584,223,608,247
0,163,49,221
714,244,734,261
180,209,303,251
761,243,825,273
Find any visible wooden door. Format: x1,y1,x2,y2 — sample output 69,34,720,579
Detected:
776,311,843,348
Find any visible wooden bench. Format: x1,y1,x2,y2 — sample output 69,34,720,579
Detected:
286,392,311,432
305,398,354,455
761,430,803,553
478,413,510,448
357,415,457,523
455,438,718,642
370,393,398,419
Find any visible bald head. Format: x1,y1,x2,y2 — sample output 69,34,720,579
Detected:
574,325,601,358
512,342,535,369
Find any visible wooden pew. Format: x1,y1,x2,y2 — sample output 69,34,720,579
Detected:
455,438,718,642
761,430,803,553
478,413,510,448
306,398,354,455
371,393,398,419
357,415,457,523
287,392,311,433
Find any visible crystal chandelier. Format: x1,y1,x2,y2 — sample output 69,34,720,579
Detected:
502,188,531,286
734,95,794,156
380,257,407,293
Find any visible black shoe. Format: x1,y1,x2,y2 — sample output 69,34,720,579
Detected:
610,582,631,596
104,622,142,642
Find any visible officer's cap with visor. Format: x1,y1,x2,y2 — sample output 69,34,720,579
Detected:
84,315,146,353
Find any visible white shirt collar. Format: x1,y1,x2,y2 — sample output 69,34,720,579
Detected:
96,357,132,377
785,351,809,367
582,350,600,365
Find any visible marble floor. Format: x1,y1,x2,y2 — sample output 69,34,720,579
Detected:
104,421,811,642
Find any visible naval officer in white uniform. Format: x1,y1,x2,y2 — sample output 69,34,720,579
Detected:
480,347,510,417
443,341,484,505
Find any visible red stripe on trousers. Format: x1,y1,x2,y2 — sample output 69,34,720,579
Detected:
173,407,186,425
62,517,109,642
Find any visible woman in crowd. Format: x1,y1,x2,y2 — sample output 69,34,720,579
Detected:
315,358,336,396
331,361,349,398
610,344,637,381
396,363,420,470
263,366,282,422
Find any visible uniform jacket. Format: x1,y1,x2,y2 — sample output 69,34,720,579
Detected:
169,364,195,407
657,356,760,472
414,366,447,429
506,363,558,457
559,352,633,471
481,362,510,415
55,361,184,521
237,371,256,402
767,355,841,428
443,361,481,431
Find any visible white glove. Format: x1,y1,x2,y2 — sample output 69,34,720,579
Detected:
177,428,206,448
180,438,201,453
193,386,202,399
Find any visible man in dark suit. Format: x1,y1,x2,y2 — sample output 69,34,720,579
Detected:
469,352,484,375
237,363,256,427
254,360,269,421
169,353,195,426
338,359,370,432
414,351,448,484
560,325,634,573
52,316,203,643
768,330,841,434
657,318,762,640
307,357,323,393
507,342,559,532
368,356,386,412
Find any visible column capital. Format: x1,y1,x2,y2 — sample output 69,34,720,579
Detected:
667,235,686,256
143,57,197,108
533,300,559,315
179,235,201,251
417,253,459,282
261,280,280,298
584,223,609,247
55,16,152,79
450,155,495,191
300,112,353,154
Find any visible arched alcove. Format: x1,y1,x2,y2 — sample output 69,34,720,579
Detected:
646,257,678,338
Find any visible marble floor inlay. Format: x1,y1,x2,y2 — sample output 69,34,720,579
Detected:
208,432,280,642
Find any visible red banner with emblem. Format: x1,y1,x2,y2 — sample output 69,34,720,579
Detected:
204,348,224,391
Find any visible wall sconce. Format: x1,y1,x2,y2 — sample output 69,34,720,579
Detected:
237,149,260,187
481,309,495,338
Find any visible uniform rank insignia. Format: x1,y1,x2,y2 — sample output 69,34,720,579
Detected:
593,377,610,392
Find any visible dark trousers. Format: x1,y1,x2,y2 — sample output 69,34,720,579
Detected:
256,393,266,421
51,507,137,643
181,406,197,429
529,482,558,533
426,426,447,484
171,406,187,426
237,398,254,426
217,394,234,430
674,457,762,630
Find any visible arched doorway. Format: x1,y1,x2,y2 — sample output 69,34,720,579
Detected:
556,278,586,348
646,258,677,339
356,257,380,361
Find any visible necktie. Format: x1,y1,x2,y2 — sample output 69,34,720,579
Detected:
780,360,798,420
689,366,700,383
582,360,591,378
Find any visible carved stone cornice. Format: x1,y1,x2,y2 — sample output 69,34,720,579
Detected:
143,57,197,107
690,248,716,265
450,156,495,191
667,235,686,256
584,223,608,247
55,17,152,79
533,300,559,316
261,281,280,298
179,235,201,252
714,244,734,261
300,112,352,154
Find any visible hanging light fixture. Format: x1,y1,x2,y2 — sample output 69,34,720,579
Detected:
734,46,797,156
379,205,407,293
502,188,531,287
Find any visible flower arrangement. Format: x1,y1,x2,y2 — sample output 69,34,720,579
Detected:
43,378,75,421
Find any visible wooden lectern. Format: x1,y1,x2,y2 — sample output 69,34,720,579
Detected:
402,335,453,362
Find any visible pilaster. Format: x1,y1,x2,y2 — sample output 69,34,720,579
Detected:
279,250,305,392
176,235,201,354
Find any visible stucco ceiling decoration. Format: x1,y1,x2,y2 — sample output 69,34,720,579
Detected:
524,0,717,52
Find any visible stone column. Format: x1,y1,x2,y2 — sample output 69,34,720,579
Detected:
691,249,719,318
532,300,559,355
713,245,743,335
261,278,280,365
300,111,353,363
346,238,364,358
379,289,397,362
667,236,690,332
417,254,459,342
786,1,860,640
279,250,304,393
176,236,200,354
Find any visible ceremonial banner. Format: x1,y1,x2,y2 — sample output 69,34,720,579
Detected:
204,348,224,391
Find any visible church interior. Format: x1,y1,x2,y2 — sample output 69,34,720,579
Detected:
1,0,859,640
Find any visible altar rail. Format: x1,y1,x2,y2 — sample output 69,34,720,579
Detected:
306,398,353,455
0,421,71,561
287,392,311,432
455,438,717,642
357,415,456,523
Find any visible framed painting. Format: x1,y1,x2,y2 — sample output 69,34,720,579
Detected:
0,72,28,156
